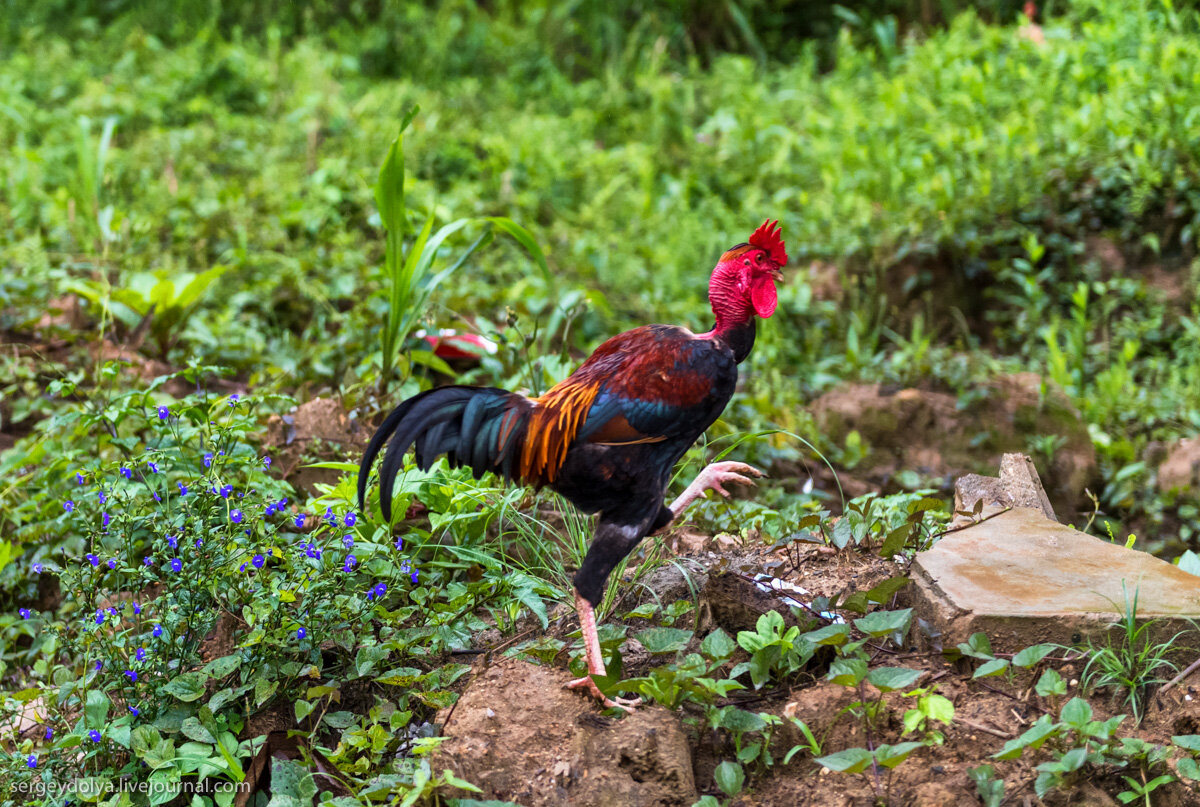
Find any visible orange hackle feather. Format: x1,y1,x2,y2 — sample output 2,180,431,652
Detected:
748,219,788,266
518,379,602,485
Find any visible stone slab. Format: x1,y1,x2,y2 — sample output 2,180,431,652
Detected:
911,507,1200,653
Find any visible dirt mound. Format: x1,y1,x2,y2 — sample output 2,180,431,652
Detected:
433,656,696,807
263,397,370,495
809,373,1095,518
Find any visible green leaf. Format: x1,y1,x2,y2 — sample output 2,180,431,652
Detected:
827,657,868,687
874,741,923,769
713,760,745,797
202,654,241,679
163,672,207,703
972,658,1010,678
1012,644,1055,668
804,623,851,646
957,632,994,660
993,715,1060,760
717,707,767,734
867,666,923,692
1178,757,1200,781
700,628,737,660
376,666,424,687
853,608,912,638
1035,668,1068,697
1060,697,1092,730
880,524,911,559
295,699,316,724
1172,735,1200,752
355,644,391,678
816,747,874,774
85,688,111,728
180,717,216,744
634,628,693,655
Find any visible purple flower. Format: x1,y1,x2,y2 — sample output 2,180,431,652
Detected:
230,394,240,406
63,500,74,513
344,512,357,527
26,754,35,769
153,492,161,502
107,559,116,570
133,602,141,615
98,491,107,505
89,729,101,742
76,472,85,485
108,606,118,616
86,553,99,567
102,512,110,528
343,535,354,549
32,563,42,573
157,406,168,420
252,554,265,569
266,504,277,516
44,727,52,740
153,624,163,638
95,609,105,625
294,514,306,529
296,627,307,640
143,556,153,566
230,509,243,524
194,538,202,548
167,534,178,549
344,555,357,572
177,482,188,496
120,466,132,479
374,582,388,599
263,456,271,468
203,453,213,468
136,647,146,661
170,558,182,573
19,608,30,619
125,670,137,682
221,485,233,499
95,659,103,671
147,461,159,474
394,536,404,552
129,705,140,716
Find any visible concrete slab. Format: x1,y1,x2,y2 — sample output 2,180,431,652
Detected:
911,507,1200,653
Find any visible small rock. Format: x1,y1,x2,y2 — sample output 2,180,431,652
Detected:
1157,436,1200,495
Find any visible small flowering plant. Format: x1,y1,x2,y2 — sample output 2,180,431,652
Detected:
4,378,429,791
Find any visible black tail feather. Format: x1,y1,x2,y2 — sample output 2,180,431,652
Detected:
357,386,531,520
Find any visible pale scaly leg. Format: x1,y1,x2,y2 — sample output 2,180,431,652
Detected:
666,461,765,520
565,589,642,710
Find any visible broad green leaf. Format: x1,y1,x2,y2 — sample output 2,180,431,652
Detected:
202,654,241,679
816,747,874,774
713,760,745,797
957,632,994,660
1012,644,1055,668
375,666,424,687
854,608,912,638
634,628,693,655
804,623,851,646
874,741,924,769
1172,735,1200,752
85,688,111,728
827,657,868,687
973,658,1010,678
867,666,923,692
1035,668,1067,697
1059,697,1092,729
164,672,207,702
180,717,216,744
701,628,737,660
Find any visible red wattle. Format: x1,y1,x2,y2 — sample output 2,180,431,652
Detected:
751,278,777,318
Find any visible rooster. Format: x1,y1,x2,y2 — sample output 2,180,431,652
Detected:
358,220,787,709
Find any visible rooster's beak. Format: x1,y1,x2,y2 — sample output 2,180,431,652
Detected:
770,268,784,283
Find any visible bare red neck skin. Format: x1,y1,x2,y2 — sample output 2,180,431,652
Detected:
695,258,754,339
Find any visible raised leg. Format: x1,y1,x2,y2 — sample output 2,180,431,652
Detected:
565,589,642,710
665,461,764,520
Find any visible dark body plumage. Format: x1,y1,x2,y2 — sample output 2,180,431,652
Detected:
358,319,755,606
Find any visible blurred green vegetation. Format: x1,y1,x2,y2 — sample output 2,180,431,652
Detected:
2,0,1199,551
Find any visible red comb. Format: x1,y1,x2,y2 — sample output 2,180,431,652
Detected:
749,219,787,266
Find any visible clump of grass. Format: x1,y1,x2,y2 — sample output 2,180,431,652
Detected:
1078,585,1185,724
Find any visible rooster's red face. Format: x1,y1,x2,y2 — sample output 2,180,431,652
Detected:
732,248,784,319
